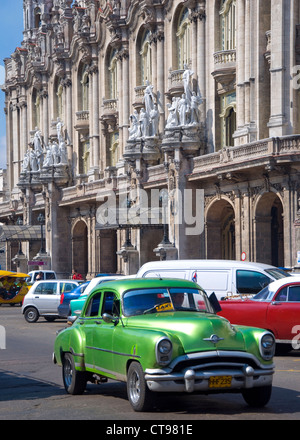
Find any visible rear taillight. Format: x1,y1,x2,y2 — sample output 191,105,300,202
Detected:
60,293,64,305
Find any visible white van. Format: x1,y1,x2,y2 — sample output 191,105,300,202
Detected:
136,260,290,299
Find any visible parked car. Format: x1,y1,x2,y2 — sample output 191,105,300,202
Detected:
22,279,80,323
25,270,57,286
69,275,132,317
136,259,289,299
53,278,275,412
218,277,300,352
57,281,90,318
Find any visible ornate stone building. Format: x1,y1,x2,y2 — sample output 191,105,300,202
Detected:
1,0,300,277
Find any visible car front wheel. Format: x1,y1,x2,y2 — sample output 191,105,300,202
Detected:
24,307,39,323
127,362,154,412
62,353,86,395
242,385,272,407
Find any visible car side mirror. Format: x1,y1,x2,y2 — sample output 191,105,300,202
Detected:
103,313,119,325
209,292,222,313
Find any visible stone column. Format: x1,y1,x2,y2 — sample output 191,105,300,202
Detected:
156,25,165,133
267,0,289,136
64,74,73,152
90,64,100,177
236,0,245,130
196,3,206,124
41,88,49,145
122,47,130,149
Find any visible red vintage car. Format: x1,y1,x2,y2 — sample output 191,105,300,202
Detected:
218,277,300,352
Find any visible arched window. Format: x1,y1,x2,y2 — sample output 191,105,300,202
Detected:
34,7,41,29
107,131,119,167
79,65,89,111
220,0,236,50
32,89,40,129
220,92,236,147
109,49,118,99
79,137,90,174
140,30,152,84
176,8,191,68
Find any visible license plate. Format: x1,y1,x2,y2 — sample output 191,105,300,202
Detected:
209,375,232,388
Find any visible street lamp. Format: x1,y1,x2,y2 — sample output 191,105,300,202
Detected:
16,217,24,255
37,213,45,254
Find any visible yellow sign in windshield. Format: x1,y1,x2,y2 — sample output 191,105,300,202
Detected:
156,302,174,312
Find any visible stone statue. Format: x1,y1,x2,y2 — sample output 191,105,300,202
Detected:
178,93,189,126
190,92,201,125
52,141,60,165
33,127,44,170
166,97,179,128
43,145,54,167
150,104,159,137
128,110,139,140
56,118,64,144
143,80,155,115
29,148,38,171
139,108,150,137
182,63,194,104
59,140,68,164
22,149,30,172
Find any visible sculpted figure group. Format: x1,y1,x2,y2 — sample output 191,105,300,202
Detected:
128,68,202,140
22,118,68,173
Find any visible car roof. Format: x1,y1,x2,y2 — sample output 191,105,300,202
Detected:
267,276,300,292
33,279,78,284
137,259,279,272
92,277,201,296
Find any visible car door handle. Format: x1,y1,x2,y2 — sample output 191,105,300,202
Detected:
95,321,102,325
271,301,281,305
34,296,39,298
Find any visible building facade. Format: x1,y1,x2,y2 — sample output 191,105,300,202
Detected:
1,0,300,277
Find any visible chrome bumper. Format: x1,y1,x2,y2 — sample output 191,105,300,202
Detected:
145,365,274,393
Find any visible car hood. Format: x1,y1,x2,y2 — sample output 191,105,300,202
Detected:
126,311,246,353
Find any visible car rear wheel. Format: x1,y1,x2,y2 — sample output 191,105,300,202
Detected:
62,353,86,395
242,385,272,407
24,307,39,323
127,362,154,412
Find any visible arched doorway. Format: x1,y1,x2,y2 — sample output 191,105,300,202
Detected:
255,192,284,267
72,220,88,278
206,199,235,260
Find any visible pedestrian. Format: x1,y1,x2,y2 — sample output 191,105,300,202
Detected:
72,269,83,280
36,271,44,281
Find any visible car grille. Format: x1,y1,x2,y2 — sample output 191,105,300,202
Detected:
172,353,260,373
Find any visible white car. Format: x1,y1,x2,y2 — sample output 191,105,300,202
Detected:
22,279,80,323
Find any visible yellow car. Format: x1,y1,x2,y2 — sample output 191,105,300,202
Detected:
0,270,29,306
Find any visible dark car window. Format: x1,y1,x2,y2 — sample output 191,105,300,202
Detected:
60,282,78,294
85,291,102,317
35,282,57,295
288,286,300,302
236,270,270,294
274,286,288,302
101,291,119,316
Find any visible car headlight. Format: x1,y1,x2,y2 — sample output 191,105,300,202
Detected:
260,332,275,360
156,337,173,366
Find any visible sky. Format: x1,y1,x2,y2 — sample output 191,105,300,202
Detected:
0,0,24,169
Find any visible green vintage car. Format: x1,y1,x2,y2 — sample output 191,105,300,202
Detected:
53,278,275,412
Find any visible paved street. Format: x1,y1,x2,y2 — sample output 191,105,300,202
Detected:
0,305,300,422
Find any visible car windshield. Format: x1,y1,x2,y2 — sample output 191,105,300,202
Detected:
252,286,272,301
265,268,290,280
122,287,213,317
